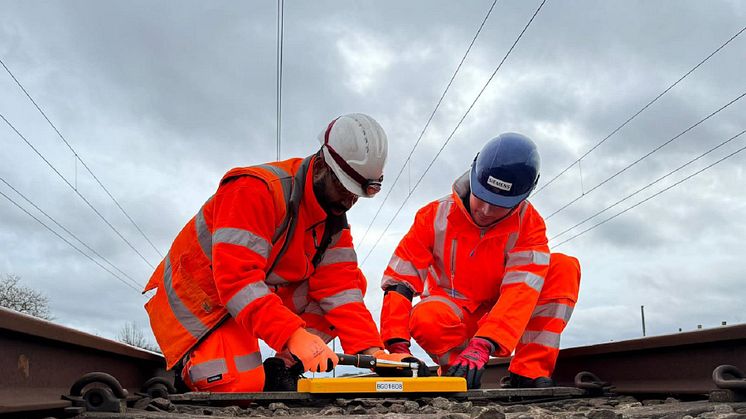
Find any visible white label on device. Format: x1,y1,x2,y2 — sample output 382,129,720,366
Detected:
376,381,404,392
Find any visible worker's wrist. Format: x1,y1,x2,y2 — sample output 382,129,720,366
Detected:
472,336,497,353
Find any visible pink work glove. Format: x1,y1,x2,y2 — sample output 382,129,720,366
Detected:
445,337,495,389
385,340,413,355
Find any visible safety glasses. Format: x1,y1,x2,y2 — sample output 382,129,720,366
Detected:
323,119,383,197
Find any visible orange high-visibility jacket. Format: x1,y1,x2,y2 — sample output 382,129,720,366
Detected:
380,173,550,357
144,156,383,369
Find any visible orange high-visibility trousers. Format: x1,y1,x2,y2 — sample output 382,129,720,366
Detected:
509,253,580,379
409,253,580,379
181,318,265,392
182,303,338,392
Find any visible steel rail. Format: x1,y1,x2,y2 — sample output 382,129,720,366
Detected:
483,323,746,395
0,306,169,415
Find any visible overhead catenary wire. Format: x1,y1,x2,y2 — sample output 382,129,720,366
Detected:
552,137,746,249
0,57,164,259
357,0,501,249
276,0,284,161
544,90,746,221
0,188,142,294
0,175,144,290
550,128,746,242
532,24,746,198
0,113,156,269
361,0,549,266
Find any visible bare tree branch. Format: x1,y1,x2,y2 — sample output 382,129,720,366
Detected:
0,274,52,320
116,321,161,352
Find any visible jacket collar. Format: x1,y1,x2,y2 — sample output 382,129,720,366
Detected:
300,155,328,227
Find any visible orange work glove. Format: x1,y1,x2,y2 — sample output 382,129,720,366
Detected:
285,328,338,373
372,349,429,377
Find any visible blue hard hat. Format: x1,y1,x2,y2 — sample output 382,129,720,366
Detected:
470,132,541,208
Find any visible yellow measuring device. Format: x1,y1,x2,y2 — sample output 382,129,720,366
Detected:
297,376,466,393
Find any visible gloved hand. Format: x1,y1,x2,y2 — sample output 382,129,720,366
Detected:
385,339,412,355
372,349,429,377
285,328,338,373
445,337,495,389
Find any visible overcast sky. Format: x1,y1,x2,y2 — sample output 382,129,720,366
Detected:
1,0,745,367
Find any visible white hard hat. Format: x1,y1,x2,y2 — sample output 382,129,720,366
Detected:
317,113,388,197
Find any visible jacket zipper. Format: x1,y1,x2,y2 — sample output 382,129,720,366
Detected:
470,229,487,257
450,239,458,298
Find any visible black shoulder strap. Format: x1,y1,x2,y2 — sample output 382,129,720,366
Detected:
265,156,312,275
311,214,348,268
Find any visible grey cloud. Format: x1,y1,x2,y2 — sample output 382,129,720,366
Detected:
1,0,745,352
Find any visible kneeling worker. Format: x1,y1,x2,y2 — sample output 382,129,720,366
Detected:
379,133,581,389
144,113,425,392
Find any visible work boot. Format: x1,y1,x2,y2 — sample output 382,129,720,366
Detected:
263,357,304,391
508,372,555,388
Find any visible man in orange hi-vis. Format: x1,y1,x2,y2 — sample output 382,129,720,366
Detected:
144,113,425,393
379,133,581,389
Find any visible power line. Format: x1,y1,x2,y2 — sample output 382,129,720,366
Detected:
0,57,164,258
0,175,144,290
361,0,549,266
0,188,142,294
550,128,746,242
544,90,746,221
552,135,746,248
276,0,285,161
532,25,746,198
0,112,156,269
357,0,501,249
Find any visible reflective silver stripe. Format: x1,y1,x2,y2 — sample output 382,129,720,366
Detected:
418,296,463,320
272,176,294,242
433,262,452,290
257,163,290,180
234,352,263,372
319,289,364,312
504,232,519,256
226,281,272,317
381,276,417,295
532,302,574,322
520,330,561,349
501,271,544,293
303,300,324,316
266,271,291,285
163,256,209,339
441,287,468,300
195,207,212,262
433,199,452,289
387,255,427,280
189,358,228,382
502,202,528,260
292,281,310,313
329,231,344,247
213,228,270,259
318,247,357,267
506,250,550,268
437,344,467,366
307,327,333,343
518,201,528,220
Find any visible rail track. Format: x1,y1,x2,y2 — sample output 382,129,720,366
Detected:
2,305,745,417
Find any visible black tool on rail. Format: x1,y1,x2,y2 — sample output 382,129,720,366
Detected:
336,353,423,377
